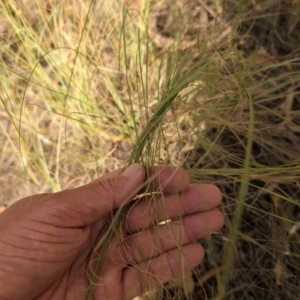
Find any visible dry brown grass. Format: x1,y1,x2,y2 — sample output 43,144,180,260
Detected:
1,0,133,204
1,0,300,299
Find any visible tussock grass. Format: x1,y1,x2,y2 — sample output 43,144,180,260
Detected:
0,0,137,200
1,0,300,299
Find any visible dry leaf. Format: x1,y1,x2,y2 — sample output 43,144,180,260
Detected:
271,195,281,211
283,87,295,121
273,260,284,286
289,222,300,236
246,46,278,68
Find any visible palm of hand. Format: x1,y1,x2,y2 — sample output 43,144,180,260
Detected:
0,165,223,300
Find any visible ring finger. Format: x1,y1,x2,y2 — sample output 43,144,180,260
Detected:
109,209,224,267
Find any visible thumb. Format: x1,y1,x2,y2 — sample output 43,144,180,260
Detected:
37,164,145,227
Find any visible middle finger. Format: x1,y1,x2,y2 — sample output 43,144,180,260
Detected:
125,184,222,233
110,209,224,267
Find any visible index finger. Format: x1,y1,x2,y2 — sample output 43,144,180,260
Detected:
89,165,190,194
146,165,190,194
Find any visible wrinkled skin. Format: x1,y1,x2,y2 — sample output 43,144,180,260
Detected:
0,164,224,300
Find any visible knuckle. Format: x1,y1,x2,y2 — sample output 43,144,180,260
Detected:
95,176,126,203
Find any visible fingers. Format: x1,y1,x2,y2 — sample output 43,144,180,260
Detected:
126,184,222,233
30,164,145,227
147,166,190,193
92,165,190,194
28,164,191,229
91,169,123,181
110,209,224,267
38,164,191,228
122,243,204,300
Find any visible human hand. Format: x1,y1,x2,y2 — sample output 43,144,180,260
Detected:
0,164,224,300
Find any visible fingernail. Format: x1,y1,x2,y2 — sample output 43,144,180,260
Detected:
122,163,143,178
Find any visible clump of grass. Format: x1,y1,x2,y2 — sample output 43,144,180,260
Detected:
0,0,141,201
1,0,300,299
186,1,300,299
